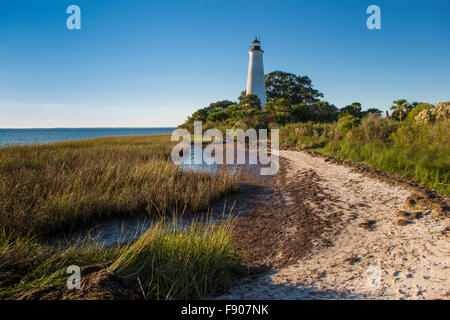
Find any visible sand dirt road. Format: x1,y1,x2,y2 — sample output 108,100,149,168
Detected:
218,150,449,300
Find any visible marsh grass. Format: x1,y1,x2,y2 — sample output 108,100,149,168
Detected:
0,134,243,299
0,134,238,236
0,228,129,298
111,216,244,300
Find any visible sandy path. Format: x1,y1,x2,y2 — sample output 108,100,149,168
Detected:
218,150,449,300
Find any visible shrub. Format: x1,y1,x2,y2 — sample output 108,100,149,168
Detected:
351,113,394,143
415,101,449,124
336,114,361,138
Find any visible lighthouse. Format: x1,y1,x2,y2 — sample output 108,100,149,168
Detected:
246,37,267,107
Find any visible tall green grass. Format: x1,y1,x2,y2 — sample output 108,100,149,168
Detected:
0,134,238,236
280,114,450,194
111,217,243,300
322,141,449,194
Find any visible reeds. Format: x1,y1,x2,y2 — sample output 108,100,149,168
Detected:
0,134,238,235
111,216,244,299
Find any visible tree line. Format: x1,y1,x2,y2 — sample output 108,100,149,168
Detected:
180,70,437,130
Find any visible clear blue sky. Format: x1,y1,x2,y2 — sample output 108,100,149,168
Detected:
1,0,449,128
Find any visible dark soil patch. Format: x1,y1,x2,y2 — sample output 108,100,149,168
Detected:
226,158,343,269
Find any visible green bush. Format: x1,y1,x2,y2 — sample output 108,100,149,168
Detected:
350,113,396,143
336,114,361,137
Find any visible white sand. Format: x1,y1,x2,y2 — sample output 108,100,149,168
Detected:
218,150,449,300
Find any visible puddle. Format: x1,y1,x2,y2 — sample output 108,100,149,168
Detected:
63,214,209,248
179,144,261,175
178,146,219,174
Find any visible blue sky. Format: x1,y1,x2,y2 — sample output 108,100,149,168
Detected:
0,0,449,128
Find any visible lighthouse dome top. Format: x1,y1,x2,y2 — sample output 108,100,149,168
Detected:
250,37,263,52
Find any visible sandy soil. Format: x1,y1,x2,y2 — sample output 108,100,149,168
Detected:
218,150,449,300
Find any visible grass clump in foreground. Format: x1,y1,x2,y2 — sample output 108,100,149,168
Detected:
111,217,244,300
0,228,128,299
0,217,245,300
0,134,238,236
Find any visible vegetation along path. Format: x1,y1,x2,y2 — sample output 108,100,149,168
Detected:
218,150,449,300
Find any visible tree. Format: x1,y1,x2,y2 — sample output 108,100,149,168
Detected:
265,71,323,105
205,100,235,112
290,103,310,122
237,91,247,104
272,98,292,125
206,110,228,122
390,99,412,121
190,108,209,122
238,94,261,110
313,101,339,122
340,102,362,117
366,108,382,115
406,103,432,122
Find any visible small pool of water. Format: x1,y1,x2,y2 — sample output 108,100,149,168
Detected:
178,146,219,174
64,214,212,248
178,145,255,175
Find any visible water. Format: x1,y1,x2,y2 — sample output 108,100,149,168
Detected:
66,215,203,248
178,145,220,174
0,127,176,146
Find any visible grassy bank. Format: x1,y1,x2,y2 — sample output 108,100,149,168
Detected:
0,217,243,299
0,134,238,236
279,114,450,194
0,134,243,299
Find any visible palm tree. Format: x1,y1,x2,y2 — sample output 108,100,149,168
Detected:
390,99,411,121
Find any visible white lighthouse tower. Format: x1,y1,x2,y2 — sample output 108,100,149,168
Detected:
246,37,267,107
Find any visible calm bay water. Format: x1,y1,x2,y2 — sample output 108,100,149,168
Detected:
0,127,176,146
